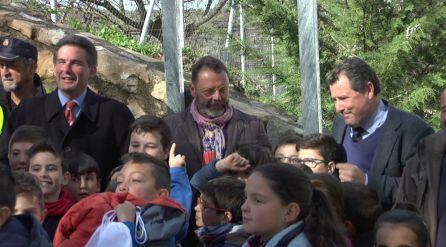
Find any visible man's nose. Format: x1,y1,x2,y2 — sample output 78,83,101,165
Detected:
211,90,222,101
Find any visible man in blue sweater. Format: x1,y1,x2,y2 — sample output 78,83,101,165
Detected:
328,57,433,209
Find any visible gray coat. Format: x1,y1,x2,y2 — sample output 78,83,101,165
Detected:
332,101,433,208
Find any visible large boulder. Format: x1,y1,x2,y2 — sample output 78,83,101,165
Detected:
0,4,167,117
0,3,302,148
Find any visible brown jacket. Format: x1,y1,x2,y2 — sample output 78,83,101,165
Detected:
165,106,271,177
396,130,446,246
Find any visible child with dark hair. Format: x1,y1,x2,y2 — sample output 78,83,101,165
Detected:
342,182,383,247
310,173,345,230
0,165,52,246
374,206,430,247
230,144,274,180
55,152,186,247
274,131,302,165
8,125,48,171
66,152,101,201
126,115,192,241
298,133,344,174
13,170,47,223
242,163,347,246
27,140,76,240
195,176,249,246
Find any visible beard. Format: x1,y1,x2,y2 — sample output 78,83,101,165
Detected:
2,78,18,92
196,98,228,118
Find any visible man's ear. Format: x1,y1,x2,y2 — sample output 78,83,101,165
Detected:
284,202,300,224
89,66,97,78
158,188,169,198
0,206,12,227
62,171,71,186
366,81,375,99
30,62,37,73
189,83,196,98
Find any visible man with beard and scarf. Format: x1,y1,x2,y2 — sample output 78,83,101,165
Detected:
0,37,46,166
165,56,270,176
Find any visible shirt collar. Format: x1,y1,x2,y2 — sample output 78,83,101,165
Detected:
354,99,388,135
58,89,87,108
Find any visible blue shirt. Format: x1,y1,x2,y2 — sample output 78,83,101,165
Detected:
350,100,388,139
58,89,87,119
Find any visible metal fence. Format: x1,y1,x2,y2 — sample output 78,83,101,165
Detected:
13,0,279,94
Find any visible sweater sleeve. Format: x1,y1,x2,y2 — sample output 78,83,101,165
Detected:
190,159,222,192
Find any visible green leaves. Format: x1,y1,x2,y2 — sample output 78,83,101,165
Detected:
245,0,446,130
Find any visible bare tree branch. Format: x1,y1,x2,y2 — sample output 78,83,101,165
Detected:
186,0,228,35
204,0,213,15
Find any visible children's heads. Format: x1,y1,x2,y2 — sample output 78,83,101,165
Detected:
0,165,15,227
66,152,101,201
8,125,48,171
128,115,172,160
195,176,245,227
274,132,302,165
27,140,70,203
116,152,170,200
242,163,312,241
13,170,46,223
243,163,346,246
234,144,274,180
374,207,429,247
298,133,343,174
341,182,383,235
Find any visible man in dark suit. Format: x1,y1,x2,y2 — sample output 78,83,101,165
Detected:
328,57,433,208
8,35,134,188
165,56,270,176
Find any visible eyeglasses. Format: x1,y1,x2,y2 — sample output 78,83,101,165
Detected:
197,196,227,212
276,156,300,164
296,158,330,168
200,85,229,97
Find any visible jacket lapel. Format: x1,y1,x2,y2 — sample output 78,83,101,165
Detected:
80,89,99,124
180,110,202,162
370,104,401,175
44,90,70,135
225,110,240,156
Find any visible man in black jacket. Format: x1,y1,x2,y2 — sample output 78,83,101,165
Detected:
0,37,46,166
8,35,134,188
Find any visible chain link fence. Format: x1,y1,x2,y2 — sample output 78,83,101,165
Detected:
12,0,279,95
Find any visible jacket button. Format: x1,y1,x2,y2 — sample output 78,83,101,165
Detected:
64,147,71,152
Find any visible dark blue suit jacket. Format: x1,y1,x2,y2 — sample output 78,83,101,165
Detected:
332,101,433,208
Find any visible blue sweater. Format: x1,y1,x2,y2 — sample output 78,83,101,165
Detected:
343,127,383,173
